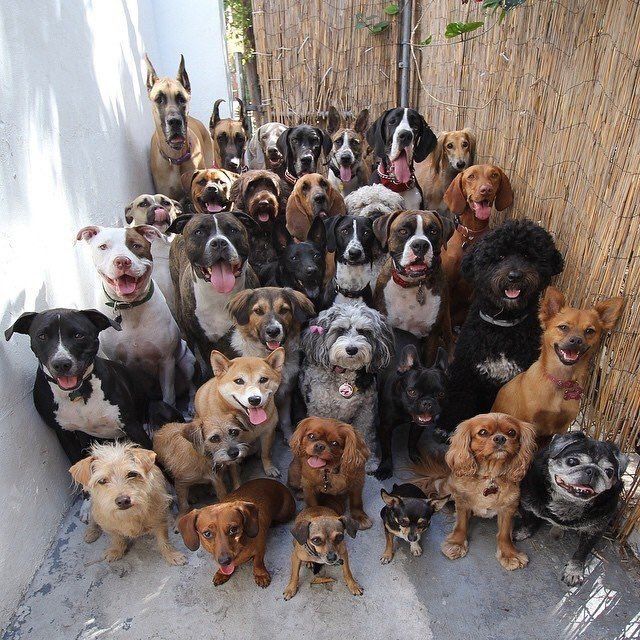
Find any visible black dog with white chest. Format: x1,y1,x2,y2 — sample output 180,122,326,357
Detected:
515,432,628,586
5,308,152,464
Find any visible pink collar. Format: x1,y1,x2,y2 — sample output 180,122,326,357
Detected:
546,373,584,400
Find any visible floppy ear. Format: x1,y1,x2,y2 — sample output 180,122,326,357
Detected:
144,54,158,94
595,296,624,331
324,215,344,253
414,115,437,163
354,108,369,135
433,133,446,174
462,128,476,165
69,456,95,489
327,183,347,216
433,346,448,373
548,431,586,458
76,226,101,243
131,448,157,474
327,106,342,136
539,286,566,327
176,54,190,94
177,510,201,551
273,216,294,252
124,203,134,225
233,211,261,235
381,488,402,508
317,128,332,157
210,350,232,377
286,190,311,241
190,170,201,189
289,420,309,456
445,419,477,477
307,215,327,253
339,515,360,539
80,309,122,333
276,127,293,169
265,346,285,374
397,344,420,373
341,424,370,471
443,173,467,215
373,210,401,250
505,419,537,483
183,420,205,454
284,288,316,323
291,519,310,545
5,312,38,341
433,210,455,250
237,501,260,538
227,289,255,325
133,224,163,244
165,214,193,235
494,168,514,211
366,110,390,160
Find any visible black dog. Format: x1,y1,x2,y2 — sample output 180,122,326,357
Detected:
515,432,628,586
5,309,152,464
375,339,448,480
439,219,564,432
323,214,379,308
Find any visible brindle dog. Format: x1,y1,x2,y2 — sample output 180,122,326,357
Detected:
210,98,249,173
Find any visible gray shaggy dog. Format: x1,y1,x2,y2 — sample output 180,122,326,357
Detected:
344,184,405,219
298,302,395,471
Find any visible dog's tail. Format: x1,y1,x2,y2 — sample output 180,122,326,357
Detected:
410,453,451,501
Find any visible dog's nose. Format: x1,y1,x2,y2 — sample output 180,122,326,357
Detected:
228,158,240,170
115,495,132,510
326,552,338,563
265,325,281,338
398,130,413,144
407,532,418,542
209,238,225,250
313,193,327,204
479,183,493,196
493,434,507,446
456,160,466,169
167,116,182,128
421,400,434,411
305,265,319,275
583,467,594,479
205,184,219,193
411,239,429,255
258,199,271,207
568,336,584,347
218,554,233,566
227,446,240,460
507,270,522,282
347,247,362,261
313,442,325,454
346,346,359,356
50,357,72,373
248,395,262,407
300,155,313,166
114,256,131,271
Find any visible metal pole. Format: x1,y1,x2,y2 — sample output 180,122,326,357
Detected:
399,0,412,107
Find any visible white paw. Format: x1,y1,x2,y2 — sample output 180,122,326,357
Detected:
79,498,91,524
562,560,585,587
410,542,423,557
264,465,281,478
380,554,393,564
365,457,380,475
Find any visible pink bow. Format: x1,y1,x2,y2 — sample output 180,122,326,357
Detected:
309,325,324,335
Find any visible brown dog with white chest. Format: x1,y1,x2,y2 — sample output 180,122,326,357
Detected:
178,478,295,587
492,286,624,444
190,168,237,214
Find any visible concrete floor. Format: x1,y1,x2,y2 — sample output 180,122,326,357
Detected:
3,432,640,640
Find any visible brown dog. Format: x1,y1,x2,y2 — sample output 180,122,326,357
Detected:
288,417,372,529
145,55,214,200
286,173,346,241
283,506,362,599
210,98,249,172
178,478,295,587
492,287,624,443
441,164,513,326
190,168,237,214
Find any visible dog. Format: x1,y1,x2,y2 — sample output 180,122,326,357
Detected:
167,212,259,368
190,168,237,214
367,108,437,209
195,349,285,477
77,225,195,408
177,478,295,587
344,183,405,219
209,98,248,172
228,287,315,440
288,417,372,529
438,219,564,432
375,342,448,480
326,106,370,196
416,128,476,210
69,442,186,565
441,164,514,326
298,302,394,469
373,210,455,361
515,432,628,586
286,173,346,242
5,309,152,464
244,122,287,171
493,286,624,444
284,506,362,599
323,214,380,307
153,414,251,517
414,413,537,570
145,54,214,200
124,194,182,317
380,483,439,563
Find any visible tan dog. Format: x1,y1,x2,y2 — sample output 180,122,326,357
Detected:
195,349,285,477
153,414,252,518
145,54,214,200
416,128,476,210
286,173,346,241
283,506,362,599
178,478,295,587
441,164,513,326
492,287,624,443
190,168,237,214
210,98,249,172
69,442,186,565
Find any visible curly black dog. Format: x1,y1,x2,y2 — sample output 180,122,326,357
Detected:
439,219,564,432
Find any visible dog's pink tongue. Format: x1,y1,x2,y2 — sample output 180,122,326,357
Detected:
116,275,137,295
505,288,521,299
248,407,267,425
392,153,411,183
210,262,236,293
339,166,352,182
206,203,223,213
258,212,270,222
307,456,327,469
154,207,168,222
266,340,281,351
472,201,492,220
57,375,79,390
219,564,235,576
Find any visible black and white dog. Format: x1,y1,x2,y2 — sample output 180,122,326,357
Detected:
367,108,437,210
5,308,152,464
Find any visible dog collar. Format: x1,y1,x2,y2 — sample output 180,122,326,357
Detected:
391,267,429,305
377,161,415,193
479,309,528,327
454,215,489,250
40,364,94,401
482,477,499,496
335,281,371,300
159,144,192,165
545,373,584,400
103,281,154,323
284,168,298,186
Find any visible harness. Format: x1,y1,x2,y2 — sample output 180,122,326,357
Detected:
377,161,415,193
103,280,155,324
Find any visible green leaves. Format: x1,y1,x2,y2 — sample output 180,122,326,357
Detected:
384,3,400,15
355,9,392,35
419,35,433,45
444,20,484,38
370,20,390,34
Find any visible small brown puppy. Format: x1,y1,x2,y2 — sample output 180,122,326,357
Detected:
492,287,624,443
69,442,186,565
190,168,237,214
210,98,249,173
153,414,251,518
283,506,362,600
288,417,372,529
178,478,295,587
286,173,346,241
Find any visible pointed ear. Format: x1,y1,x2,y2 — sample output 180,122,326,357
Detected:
414,115,437,163
144,54,158,94
291,519,310,545
265,347,285,373
80,309,122,333
433,347,448,373
237,502,260,538
227,289,255,325
211,99,225,130
133,225,163,244
166,213,193,235
595,297,624,331
373,211,400,250
381,488,402,508
354,108,369,135
76,226,101,243
177,509,201,551
176,54,190,93
273,216,293,252
339,515,360,539
443,173,467,214
539,286,566,327
398,344,420,373
69,456,95,488
428,494,451,511
235,97,246,128
494,168,514,211
327,106,342,136
5,312,38,341
307,215,327,252
210,350,232,377
462,128,476,165
131,448,157,474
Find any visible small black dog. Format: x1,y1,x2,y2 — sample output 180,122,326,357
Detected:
380,483,437,563
264,215,326,310
375,338,448,480
515,432,628,586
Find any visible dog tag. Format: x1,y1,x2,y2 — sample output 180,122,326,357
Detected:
338,383,354,398
416,283,426,306
483,480,499,496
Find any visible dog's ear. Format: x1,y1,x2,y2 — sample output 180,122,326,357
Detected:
612,446,629,479
288,419,309,456
462,128,477,165
144,54,158,94
366,110,390,160
445,419,478,477
233,210,261,235
165,214,193,235
265,347,285,374
176,54,191,94
397,344,420,373
316,128,332,157
494,168,514,211
327,106,342,136
381,488,402,509
324,215,343,253
354,108,369,135
414,115,437,163
427,494,451,512
372,315,395,371
433,132,447,174
80,309,122,333
69,456,95,488
133,224,163,244
373,210,401,250
177,510,201,551
339,515,360,539
273,216,294,252
327,183,347,217
5,312,38,341
131,448,157,475
547,431,587,459
433,210,455,250
504,418,537,484
291,519,310,545
539,286,566,327
227,289,255,325
76,226,101,243
286,190,311,242
234,97,248,131
595,296,625,331
237,501,260,538
183,419,205,454
443,173,467,215
433,347,448,373
341,423,370,471
276,127,293,170
124,202,134,225
210,350,232,377
307,215,327,253
284,288,316,323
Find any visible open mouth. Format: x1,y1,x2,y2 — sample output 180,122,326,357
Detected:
391,149,412,183
168,134,185,149
149,205,169,224
55,375,82,391
307,455,328,469
233,395,268,426
104,272,147,297
504,288,521,300
200,198,228,213
396,259,428,277
197,260,241,293
554,344,585,365
218,563,235,576
469,199,493,221
338,161,354,183
256,209,273,223
412,412,434,425
264,339,283,351
555,475,596,499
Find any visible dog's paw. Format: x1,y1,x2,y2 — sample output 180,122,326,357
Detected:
512,526,533,541
351,511,372,530
79,498,91,524
104,547,126,562
373,464,392,481
83,525,101,544
498,549,529,571
264,464,281,478
365,457,381,475
562,560,585,587
347,581,364,596
213,570,232,586
410,542,423,557
254,570,272,588
441,539,468,560
163,549,187,566
283,583,299,600
380,552,394,564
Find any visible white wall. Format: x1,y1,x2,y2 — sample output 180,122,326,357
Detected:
0,0,229,628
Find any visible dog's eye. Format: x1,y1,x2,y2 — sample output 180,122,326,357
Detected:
461,141,468,148
259,376,269,384
132,243,143,250
291,255,298,261
468,174,476,180
229,429,240,437
478,429,489,437
407,388,418,398
97,478,108,485
334,139,341,148
334,533,344,543
155,94,165,105
446,143,454,149
400,518,410,527
362,229,370,237
37,333,47,341
99,244,108,251
313,253,321,260
311,536,323,545
319,179,328,189
566,457,580,467
341,228,350,235
605,468,614,479
234,378,244,385
194,228,205,236
141,199,150,207
558,324,569,332
398,228,408,236
585,327,596,336
160,198,170,206
438,392,445,400
253,307,265,316
417,518,427,526
228,526,238,536
176,95,186,105
209,434,221,443
307,433,316,440
127,471,140,479
202,530,212,539
330,440,340,447
507,429,516,437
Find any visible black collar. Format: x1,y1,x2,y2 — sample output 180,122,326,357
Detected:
103,281,154,322
40,364,94,401
479,309,529,327
334,280,372,301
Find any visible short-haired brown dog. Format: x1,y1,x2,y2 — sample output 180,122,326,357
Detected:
288,417,372,529
492,286,624,444
69,442,186,565
209,98,249,173
190,168,237,214
178,478,295,587
153,414,251,518
195,349,285,477
283,506,362,600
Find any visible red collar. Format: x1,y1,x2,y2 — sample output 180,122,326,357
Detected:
391,268,426,288
546,373,584,400
454,214,489,249
159,142,192,165
377,162,415,193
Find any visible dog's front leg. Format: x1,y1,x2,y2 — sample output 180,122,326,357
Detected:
276,389,293,441
352,404,379,474
252,541,271,588
154,523,187,566
158,357,177,407
283,551,302,600
84,511,102,544
259,427,280,477
562,531,601,586
212,470,229,500
176,339,196,409
341,552,363,596
104,533,129,562
496,506,528,571
348,482,372,530
441,505,470,560
229,463,242,490
380,523,395,564
302,483,319,507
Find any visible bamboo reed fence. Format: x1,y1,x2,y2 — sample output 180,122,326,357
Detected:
251,0,640,541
